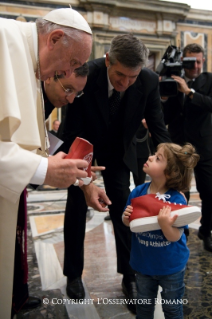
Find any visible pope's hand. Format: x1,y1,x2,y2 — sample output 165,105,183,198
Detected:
44,152,88,188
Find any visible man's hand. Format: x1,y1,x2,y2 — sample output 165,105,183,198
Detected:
81,182,111,212
141,118,148,129
141,118,152,137
44,152,88,188
161,96,169,101
171,75,191,95
91,166,105,181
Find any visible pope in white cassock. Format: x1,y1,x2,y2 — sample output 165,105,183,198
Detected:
0,7,110,319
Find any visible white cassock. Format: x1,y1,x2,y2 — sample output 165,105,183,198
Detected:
0,18,47,319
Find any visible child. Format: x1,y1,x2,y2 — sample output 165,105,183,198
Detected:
123,142,199,319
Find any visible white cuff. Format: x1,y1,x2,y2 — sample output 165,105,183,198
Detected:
80,176,92,185
29,157,48,185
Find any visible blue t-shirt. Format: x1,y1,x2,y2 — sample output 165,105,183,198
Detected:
125,182,189,276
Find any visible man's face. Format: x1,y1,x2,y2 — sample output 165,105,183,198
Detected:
45,73,87,108
53,120,60,132
39,31,92,81
184,52,205,79
105,53,142,92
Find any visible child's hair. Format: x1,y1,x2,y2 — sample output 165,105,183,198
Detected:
157,143,200,192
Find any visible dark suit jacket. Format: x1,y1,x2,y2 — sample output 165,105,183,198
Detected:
162,72,212,160
42,82,55,120
59,58,170,175
135,123,151,159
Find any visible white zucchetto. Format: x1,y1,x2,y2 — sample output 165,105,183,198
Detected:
43,7,92,35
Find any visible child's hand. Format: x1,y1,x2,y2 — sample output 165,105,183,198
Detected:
157,206,181,242
158,206,178,228
122,205,133,227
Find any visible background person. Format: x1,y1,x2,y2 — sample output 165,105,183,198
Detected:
123,142,199,319
49,119,60,136
161,43,212,251
58,33,171,313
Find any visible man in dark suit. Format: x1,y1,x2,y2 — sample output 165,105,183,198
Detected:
59,34,170,313
162,43,212,252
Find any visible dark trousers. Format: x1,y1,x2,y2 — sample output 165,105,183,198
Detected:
11,238,29,317
12,190,29,317
63,159,134,280
194,158,212,237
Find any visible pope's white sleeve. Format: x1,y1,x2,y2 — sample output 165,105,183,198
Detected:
29,157,48,185
0,141,42,203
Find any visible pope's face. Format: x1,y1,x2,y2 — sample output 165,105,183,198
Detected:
45,73,87,108
105,53,142,92
38,31,92,81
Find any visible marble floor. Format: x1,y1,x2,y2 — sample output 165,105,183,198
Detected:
16,174,212,319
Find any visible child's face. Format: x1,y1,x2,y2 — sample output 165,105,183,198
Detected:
143,147,167,179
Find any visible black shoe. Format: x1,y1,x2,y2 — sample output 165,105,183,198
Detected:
198,230,212,252
122,278,137,314
22,296,41,309
104,215,111,221
66,277,85,300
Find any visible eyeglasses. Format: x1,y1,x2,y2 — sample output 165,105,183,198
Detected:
55,72,84,98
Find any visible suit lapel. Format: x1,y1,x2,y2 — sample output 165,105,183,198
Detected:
124,78,144,125
123,78,144,144
193,73,206,90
